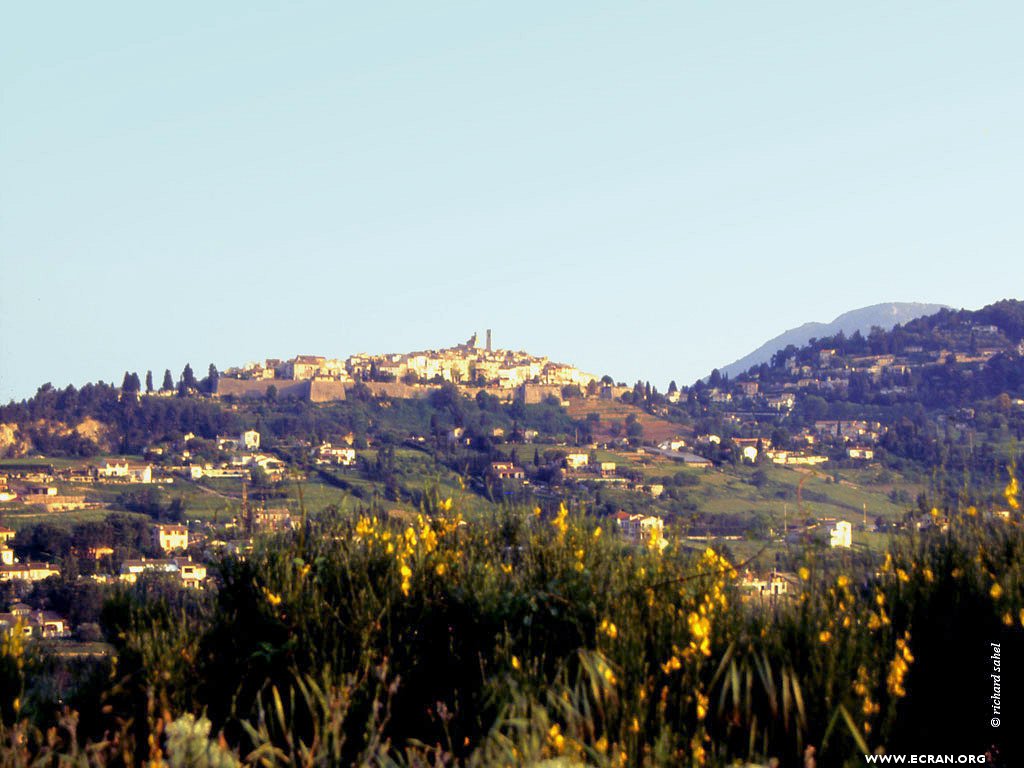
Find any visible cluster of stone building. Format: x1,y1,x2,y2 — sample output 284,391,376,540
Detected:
221,331,598,392
675,417,882,467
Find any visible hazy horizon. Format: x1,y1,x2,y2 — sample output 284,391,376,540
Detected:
0,299,991,401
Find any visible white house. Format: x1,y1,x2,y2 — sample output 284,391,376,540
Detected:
315,443,356,466
95,459,130,478
828,520,852,548
489,461,526,481
0,563,60,582
217,430,261,452
847,447,875,460
95,460,152,483
153,524,189,552
612,512,667,549
565,453,589,470
241,430,261,451
739,570,792,599
119,557,207,589
766,450,829,467
189,465,248,480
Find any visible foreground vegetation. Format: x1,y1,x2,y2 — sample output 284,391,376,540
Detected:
4,475,1023,767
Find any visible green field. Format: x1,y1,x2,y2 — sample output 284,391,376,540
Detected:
0,446,924,550
601,452,921,521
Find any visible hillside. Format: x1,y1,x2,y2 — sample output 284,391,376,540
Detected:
3,302,1023,531
735,298,1024,412
565,398,683,444
720,302,949,378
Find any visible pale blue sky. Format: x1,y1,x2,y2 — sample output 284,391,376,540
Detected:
2,2,1022,402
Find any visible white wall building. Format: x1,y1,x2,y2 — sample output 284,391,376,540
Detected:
154,524,189,552
565,453,589,470
828,520,852,548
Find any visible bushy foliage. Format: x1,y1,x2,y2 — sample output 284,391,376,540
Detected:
3,495,1023,765
0,378,583,462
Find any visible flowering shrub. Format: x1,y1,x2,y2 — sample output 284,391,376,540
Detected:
2,483,1023,765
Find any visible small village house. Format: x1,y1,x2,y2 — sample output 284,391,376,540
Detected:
314,442,356,466
564,453,589,470
847,447,875,460
678,452,713,469
738,570,794,602
489,461,526,481
153,523,189,552
828,520,853,548
95,459,153,483
250,507,293,532
218,430,261,452
0,562,61,583
119,557,207,589
0,604,70,639
612,511,667,549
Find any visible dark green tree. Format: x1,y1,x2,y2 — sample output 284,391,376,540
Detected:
120,371,141,393
161,369,174,391
181,364,197,390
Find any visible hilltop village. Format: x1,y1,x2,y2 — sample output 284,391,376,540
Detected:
216,331,600,403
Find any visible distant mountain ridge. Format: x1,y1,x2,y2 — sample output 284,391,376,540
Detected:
720,302,950,379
